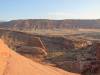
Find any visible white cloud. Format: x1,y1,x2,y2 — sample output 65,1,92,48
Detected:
47,11,100,19
47,12,76,19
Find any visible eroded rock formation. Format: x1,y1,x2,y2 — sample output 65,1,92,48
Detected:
0,39,80,75
0,29,100,75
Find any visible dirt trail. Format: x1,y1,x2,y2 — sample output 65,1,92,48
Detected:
0,39,80,75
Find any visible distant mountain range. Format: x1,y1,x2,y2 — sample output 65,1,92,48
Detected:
0,19,100,30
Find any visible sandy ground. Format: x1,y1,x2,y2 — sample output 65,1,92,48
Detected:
0,39,80,75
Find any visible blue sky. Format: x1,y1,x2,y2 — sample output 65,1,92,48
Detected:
0,0,100,21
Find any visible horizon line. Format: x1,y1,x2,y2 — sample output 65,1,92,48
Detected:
1,18,100,22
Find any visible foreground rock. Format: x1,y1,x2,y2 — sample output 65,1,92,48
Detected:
0,39,79,75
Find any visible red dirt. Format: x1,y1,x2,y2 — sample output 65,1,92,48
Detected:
0,39,80,75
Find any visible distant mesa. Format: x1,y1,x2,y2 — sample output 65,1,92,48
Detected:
0,19,100,31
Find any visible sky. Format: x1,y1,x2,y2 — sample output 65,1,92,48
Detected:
0,0,100,21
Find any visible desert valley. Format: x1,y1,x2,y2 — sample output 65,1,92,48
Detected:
0,19,100,75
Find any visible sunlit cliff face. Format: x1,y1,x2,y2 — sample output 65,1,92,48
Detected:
73,40,92,49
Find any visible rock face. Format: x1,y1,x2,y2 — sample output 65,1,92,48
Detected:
16,46,47,55
0,29,47,61
73,39,92,49
41,36,74,51
16,46,47,62
0,19,100,31
95,43,100,60
0,29,46,50
0,39,80,75
0,29,100,75
45,38,100,74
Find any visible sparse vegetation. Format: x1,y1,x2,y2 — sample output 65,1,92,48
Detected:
0,25,100,75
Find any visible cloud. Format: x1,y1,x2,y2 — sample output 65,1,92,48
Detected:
47,12,76,19
47,11,100,19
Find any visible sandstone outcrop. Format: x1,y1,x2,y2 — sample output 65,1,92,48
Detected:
0,39,80,75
